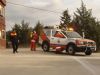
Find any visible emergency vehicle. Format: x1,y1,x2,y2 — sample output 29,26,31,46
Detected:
39,28,96,55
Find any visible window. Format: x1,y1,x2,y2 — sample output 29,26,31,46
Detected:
54,31,65,38
52,30,56,36
45,30,51,37
0,5,5,16
62,31,82,38
0,30,1,39
0,29,5,39
2,29,5,39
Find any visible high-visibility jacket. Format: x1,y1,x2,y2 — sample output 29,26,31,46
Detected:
10,31,18,43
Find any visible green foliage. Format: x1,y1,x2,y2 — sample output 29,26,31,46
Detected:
6,31,11,41
60,9,71,29
6,20,33,47
34,21,44,36
73,1,93,34
6,20,44,47
73,1,100,50
20,20,31,46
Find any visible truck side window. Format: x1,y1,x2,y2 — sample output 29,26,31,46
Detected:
52,30,56,36
54,31,65,38
46,30,50,37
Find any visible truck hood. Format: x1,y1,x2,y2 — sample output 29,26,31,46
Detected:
71,38,95,43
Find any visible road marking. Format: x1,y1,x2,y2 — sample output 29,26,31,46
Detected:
0,65,54,68
74,57,100,59
73,57,98,75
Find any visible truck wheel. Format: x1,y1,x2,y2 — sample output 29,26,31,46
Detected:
67,45,75,55
42,42,50,52
85,48,92,55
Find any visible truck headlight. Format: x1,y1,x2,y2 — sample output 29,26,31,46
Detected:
76,40,84,45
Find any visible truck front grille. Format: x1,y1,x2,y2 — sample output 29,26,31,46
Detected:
87,42,95,46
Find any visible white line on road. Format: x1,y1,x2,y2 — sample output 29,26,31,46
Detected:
73,57,98,75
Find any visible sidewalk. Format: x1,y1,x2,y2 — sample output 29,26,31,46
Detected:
0,48,42,55
0,47,57,57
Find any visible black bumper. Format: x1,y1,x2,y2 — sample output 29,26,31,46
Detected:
76,46,95,52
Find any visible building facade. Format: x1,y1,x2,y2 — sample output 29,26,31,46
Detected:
0,0,6,48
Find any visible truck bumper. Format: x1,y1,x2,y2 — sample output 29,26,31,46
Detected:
76,46,96,52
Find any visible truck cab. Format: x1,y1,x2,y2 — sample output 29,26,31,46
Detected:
39,29,96,55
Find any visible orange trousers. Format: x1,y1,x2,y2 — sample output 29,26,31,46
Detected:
31,40,36,51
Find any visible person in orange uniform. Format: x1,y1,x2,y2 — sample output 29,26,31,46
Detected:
31,31,38,51
10,29,19,53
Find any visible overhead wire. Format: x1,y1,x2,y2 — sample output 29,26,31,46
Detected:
6,1,62,30
7,1,62,14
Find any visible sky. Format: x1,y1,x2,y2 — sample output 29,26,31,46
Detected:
6,0,100,31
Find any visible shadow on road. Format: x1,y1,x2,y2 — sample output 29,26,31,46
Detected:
45,51,87,57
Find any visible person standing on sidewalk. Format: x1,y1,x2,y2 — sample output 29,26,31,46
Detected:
10,29,19,53
30,31,38,51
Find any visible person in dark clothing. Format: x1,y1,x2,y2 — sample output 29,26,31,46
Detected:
10,30,19,53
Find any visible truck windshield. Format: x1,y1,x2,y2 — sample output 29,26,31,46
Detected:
62,31,82,38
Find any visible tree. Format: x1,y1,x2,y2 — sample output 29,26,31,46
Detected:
7,20,33,47
13,23,21,39
73,1,93,35
60,9,71,29
34,21,43,36
73,1,100,50
20,20,31,46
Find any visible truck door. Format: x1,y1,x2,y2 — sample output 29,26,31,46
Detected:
50,31,67,46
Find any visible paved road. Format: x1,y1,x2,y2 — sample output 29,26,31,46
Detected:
0,48,100,75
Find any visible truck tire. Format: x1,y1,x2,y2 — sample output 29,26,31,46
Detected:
67,45,76,55
85,48,92,55
42,42,50,52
